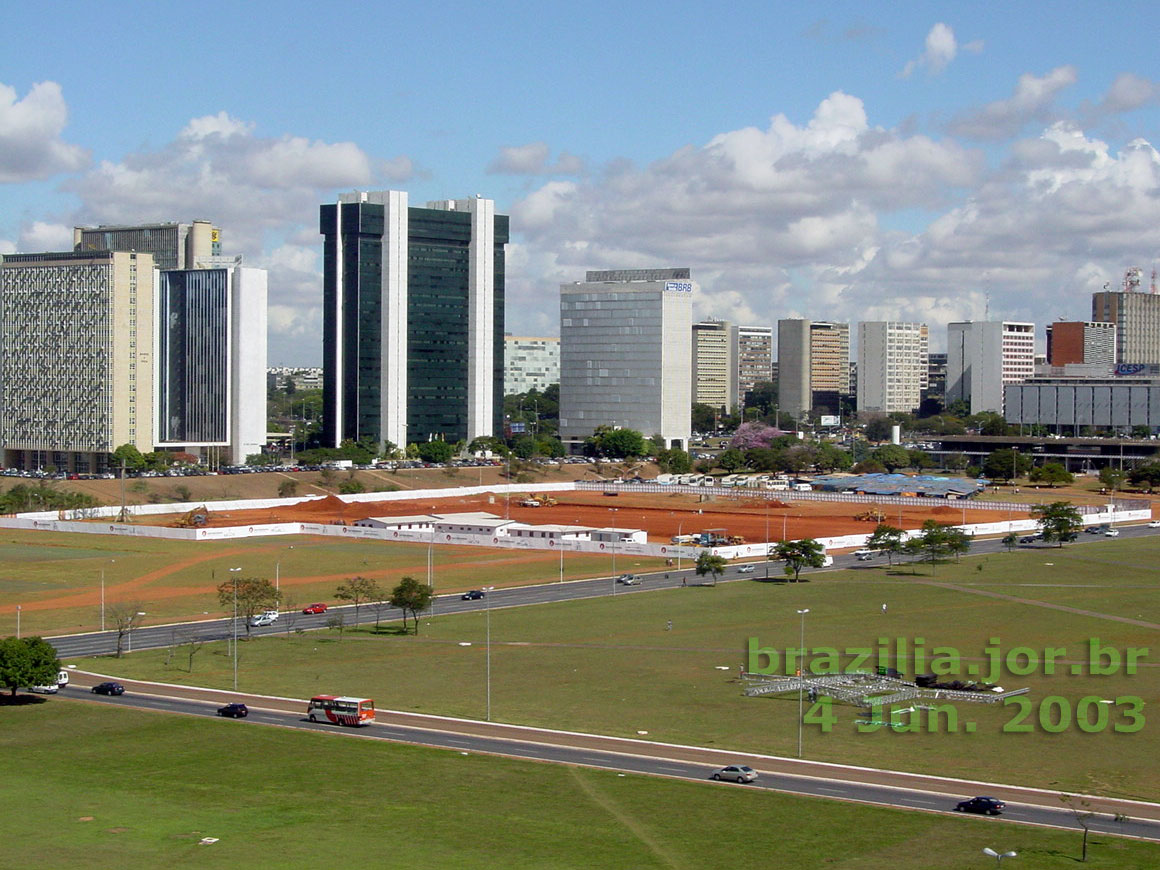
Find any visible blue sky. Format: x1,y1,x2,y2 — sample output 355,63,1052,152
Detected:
3,2,1160,364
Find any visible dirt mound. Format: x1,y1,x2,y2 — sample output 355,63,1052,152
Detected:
283,494,350,517
931,506,958,515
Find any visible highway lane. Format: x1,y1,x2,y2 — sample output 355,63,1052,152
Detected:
60,683,1160,843
46,522,1160,660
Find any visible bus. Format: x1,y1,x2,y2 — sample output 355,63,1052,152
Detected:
307,695,375,726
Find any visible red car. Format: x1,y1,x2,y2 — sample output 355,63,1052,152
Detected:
302,603,328,614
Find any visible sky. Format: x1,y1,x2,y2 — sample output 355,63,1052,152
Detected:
3,1,1160,366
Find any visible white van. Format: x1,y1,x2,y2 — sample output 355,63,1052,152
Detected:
57,669,69,687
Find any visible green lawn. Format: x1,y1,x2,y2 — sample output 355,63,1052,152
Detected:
2,700,1157,869
73,538,1160,801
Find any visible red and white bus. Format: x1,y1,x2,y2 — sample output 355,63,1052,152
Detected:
307,695,375,726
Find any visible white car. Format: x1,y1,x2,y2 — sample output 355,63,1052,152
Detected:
250,609,280,627
27,683,59,694
712,764,758,783
1148,520,1160,528
1105,528,1120,537
737,565,756,574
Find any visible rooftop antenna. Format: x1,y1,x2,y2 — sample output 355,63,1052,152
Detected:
984,291,991,322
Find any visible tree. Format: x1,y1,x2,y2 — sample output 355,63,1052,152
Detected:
1002,531,1019,552
1029,462,1073,487
943,452,968,472
416,440,454,463
0,636,59,696
107,602,147,657
111,443,146,471
872,444,910,472
655,448,692,474
815,443,852,473
907,448,933,470
1098,466,1127,491
716,448,746,472
593,428,647,459
1128,462,1160,492
1060,794,1096,862
691,403,717,433
1031,501,1083,547
773,539,826,581
866,524,905,566
913,520,961,565
390,575,434,634
864,418,893,442
334,576,382,627
216,577,280,638
278,479,299,498
694,551,727,586
982,448,1033,482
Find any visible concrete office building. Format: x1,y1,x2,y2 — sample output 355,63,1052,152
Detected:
74,220,221,271
1046,321,1116,366
559,268,693,449
320,190,507,450
1006,374,1160,432
156,263,267,465
0,250,156,472
924,352,947,408
736,325,774,399
504,336,559,395
777,320,849,418
692,320,737,411
857,322,928,414
1093,286,1160,364
946,321,1035,414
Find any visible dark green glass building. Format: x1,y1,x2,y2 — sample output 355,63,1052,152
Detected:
320,191,507,451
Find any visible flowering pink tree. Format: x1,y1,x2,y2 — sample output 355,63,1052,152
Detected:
730,421,786,450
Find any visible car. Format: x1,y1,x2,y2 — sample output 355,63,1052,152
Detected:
250,610,280,627
217,703,249,718
712,765,758,783
302,603,328,614
1148,520,1160,528
617,574,641,585
461,589,486,600
1105,528,1120,537
27,683,59,694
1019,535,1038,544
955,796,1005,815
91,682,125,696
737,565,756,573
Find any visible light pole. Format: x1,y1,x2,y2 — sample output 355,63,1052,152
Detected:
676,520,684,571
15,605,20,639
764,502,771,580
982,847,1017,867
127,611,146,652
483,586,495,721
797,608,810,758
229,567,241,691
558,538,564,583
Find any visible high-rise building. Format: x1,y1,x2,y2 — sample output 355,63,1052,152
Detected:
946,321,1035,414
156,263,267,465
74,220,221,271
504,336,559,395
777,319,849,418
320,190,507,450
924,352,947,408
1092,273,1160,364
0,250,156,472
735,325,774,400
691,320,737,411
1046,321,1116,366
857,322,929,414
559,268,693,449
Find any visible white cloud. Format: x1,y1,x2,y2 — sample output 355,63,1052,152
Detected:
487,141,585,175
948,66,1077,140
900,23,971,78
20,221,72,252
0,81,88,182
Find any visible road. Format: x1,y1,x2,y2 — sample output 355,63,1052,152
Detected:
59,677,1160,843
46,521,1159,660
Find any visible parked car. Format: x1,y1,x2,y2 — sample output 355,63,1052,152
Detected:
91,682,125,696
216,703,249,718
27,683,58,694
616,574,641,585
462,589,486,600
712,765,758,783
955,796,1005,815
302,603,328,614
250,610,280,627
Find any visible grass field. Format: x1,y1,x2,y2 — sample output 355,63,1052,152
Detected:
0,529,660,636
71,536,1160,802
3,700,1157,869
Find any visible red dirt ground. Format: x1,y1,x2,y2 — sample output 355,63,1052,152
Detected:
146,489,1028,544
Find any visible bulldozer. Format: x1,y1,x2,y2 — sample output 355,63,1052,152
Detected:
853,507,886,523
174,504,210,528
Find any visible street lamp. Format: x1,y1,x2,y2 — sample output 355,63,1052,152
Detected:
483,586,495,721
15,605,20,639
127,611,146,652
229,567,241,691
764,502,771,580
796,608,810,758
676,520,684,572
982,847,1017,867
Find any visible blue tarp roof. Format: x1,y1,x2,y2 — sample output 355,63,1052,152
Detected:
810,473,983,497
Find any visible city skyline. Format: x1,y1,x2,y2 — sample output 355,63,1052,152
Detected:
3,4,1160,366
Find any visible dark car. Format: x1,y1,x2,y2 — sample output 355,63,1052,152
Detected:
302,603,328,614
91,682,125,696
462,589,486,600
955,796,1005,815
217,703,249,718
